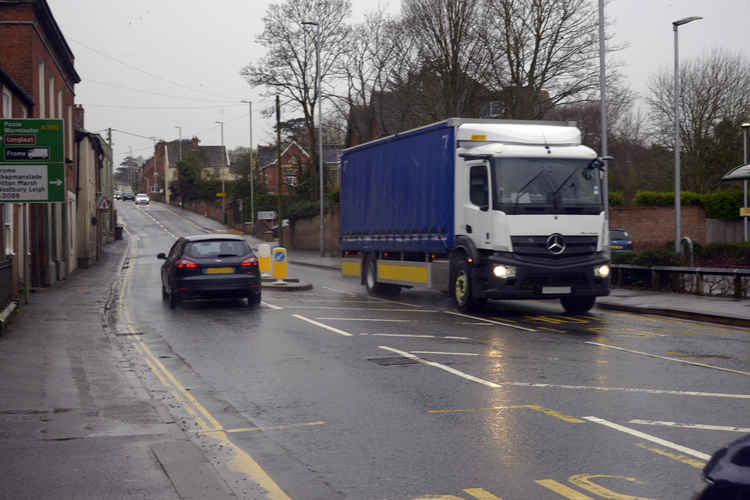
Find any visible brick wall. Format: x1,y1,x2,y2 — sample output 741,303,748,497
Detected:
610,206,707,250
288,205,340,255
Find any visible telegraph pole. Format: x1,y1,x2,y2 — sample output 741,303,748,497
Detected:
241,99,254,226
216,121,226,224
276,95,283,246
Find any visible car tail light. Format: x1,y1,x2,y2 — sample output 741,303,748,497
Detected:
241,256,259,267
176,258,198,269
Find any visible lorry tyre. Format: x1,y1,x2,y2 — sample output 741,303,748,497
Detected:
560,296,595,314
452,259,484,312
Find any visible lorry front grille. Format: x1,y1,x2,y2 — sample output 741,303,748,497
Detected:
511,235,598,259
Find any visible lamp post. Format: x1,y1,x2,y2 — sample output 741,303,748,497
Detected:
743,122,749,242
216,120,226,224
302,19,325,257
598,0,609,257
241,99,254,226
673,15,702,254
174,126,182,161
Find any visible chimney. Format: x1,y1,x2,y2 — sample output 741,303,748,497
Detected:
191,136,200,148
73,104,85,130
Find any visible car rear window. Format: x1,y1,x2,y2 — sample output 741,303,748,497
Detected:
610,230,629,240
184,240,250,258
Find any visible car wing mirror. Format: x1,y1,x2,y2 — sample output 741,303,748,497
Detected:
157,253,167,260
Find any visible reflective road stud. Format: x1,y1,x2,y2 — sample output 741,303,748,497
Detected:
258,244,271,276
272,247,287,282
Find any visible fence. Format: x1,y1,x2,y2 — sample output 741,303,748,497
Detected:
612,264,750,299
0,257,14,310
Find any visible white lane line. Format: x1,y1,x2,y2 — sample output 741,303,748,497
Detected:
444,311,537,332
368,296,426,309
629,419,750,433
293,314,353,337
367,334,471,340
584,416,711,461
506,381,750,399
284,306,437,312
586,341,750,377
316,317,410,322
261,301,283,310
460,321,497,325
322,286,357,296
410,351,480,357
379,346,501,388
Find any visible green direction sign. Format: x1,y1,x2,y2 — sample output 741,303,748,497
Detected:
0,119,64,202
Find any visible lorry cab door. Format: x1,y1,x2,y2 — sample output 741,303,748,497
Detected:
463,161,493,249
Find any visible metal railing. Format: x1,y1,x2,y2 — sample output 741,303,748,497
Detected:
612,264,750,299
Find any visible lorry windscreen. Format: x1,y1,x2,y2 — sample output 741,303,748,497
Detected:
491,158,603,215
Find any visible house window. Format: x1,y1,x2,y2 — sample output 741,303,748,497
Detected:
57,90,62,119
38,62,45,118
285,175,297,187
21,104,28,118
2,87,11,118
48,77,55,118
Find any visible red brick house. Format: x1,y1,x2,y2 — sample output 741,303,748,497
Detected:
0,0,81,300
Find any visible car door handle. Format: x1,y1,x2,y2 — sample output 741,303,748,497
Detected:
466,225,472,233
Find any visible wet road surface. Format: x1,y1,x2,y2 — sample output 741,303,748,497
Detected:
116,200,750,499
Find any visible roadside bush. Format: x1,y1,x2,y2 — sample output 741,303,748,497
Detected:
633,191,703,207
702,190,744,220
608,191,624,206
611,249,681,267
696,242,750,266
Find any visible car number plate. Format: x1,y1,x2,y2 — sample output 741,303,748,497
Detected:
542,286,571,294
205,267,234,274
611,245,623,249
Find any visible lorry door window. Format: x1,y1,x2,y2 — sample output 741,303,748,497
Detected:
469,166,489,211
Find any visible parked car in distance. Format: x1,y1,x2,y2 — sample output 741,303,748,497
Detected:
135,193,150,205
114,190,121,200
122,191,135,201
610,228,633,252
158,234,261,309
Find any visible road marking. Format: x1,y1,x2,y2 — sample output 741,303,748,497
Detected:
444,311,537,332
635,442,706,469
463,488,504,500
410,351,480,356
321,286,357,296
429,404,583,423
143,357,170,387
505,381,750,399
261,301,283,310
535,480,594,499
602,309,749,334
368,295,427,308
586,341,750,377
316,317,411,322
583,416,711,461
460,321,496,325
379,346,501,388
629,419,750,433
195,421,326,435
366,333,471,340
285,306,437,312
293,314,353,336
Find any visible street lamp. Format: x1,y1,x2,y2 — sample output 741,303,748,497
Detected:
174,125,182,161
742,122,749,242
302,19,325,257
673,15,702,254
241,100,254,226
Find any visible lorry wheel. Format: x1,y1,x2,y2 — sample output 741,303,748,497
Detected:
452,259,484,312
560,296,595,314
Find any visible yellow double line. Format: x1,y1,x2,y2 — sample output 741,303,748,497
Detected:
119,246,291,500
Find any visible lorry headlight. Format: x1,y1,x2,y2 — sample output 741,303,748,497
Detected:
594,264,610,278
493,265,516,279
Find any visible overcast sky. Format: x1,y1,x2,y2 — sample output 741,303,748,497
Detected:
48,0,750,168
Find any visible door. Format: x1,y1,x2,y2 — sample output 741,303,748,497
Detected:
463,162,493,249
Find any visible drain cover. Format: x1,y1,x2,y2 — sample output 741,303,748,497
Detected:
368,356,419,367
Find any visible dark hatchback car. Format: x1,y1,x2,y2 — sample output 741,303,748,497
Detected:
158,234,261,308
694,434,750,499
610,228,633,253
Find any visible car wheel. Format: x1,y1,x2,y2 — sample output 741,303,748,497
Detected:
161,284,167,301
560,296,595,314
247,294,261,307
169,290,179,309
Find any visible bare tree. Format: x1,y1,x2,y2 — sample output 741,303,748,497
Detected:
483,0,609,119
241,0,351,192
648,49,750,191
400,0,491,117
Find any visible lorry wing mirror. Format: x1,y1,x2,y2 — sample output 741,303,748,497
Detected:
590,156,614,171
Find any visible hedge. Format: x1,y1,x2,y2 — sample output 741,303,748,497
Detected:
608,191,624,206
632,190,744,220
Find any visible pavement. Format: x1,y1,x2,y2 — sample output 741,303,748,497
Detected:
0,238,236,499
